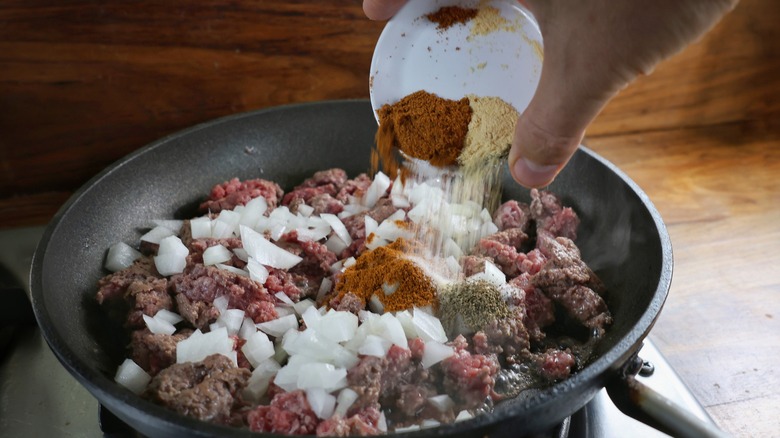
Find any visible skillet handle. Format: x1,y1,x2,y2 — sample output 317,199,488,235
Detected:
606,356,731,438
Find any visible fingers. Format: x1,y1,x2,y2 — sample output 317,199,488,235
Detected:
363,0,408,21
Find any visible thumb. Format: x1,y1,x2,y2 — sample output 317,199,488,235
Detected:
508,52,614,189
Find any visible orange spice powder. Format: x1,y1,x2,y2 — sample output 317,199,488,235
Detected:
331,238,437,312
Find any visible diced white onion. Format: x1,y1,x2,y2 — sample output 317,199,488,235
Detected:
242,330,276,368
256,314,299,338
334,388,359,417
324,235,348,255
296,203,315,217
212,210,241,238
274,291,295,306
142,314,175,336
114,359,151,395
343,257,356,268
428,394,455,412
105,242,142,272
297,363,347,391
320,213,352,246
364,216,379,239
190,216,212,239
203,244,232,266
412,307,448,343
468,260,506,287
243,358,280,402
239,196,268,228
395,310,418,339
175,327,234,364
151,219,184,233
247,258,269,284
240,225,302,269
421,340,455,369
363,171,391,208
213,295,229,314
218,308,245,336
293,299,316,316
216,264,248,277
295,226,331,242
378,313,408,349
317,311,358,344
232,248,249,262
368,295,384,314
154,309,184,325
157,235,188,258
306,388,337,420
421,419,441,428
358,335,392,357
238,316,257,340
141,226,175,245
455,410,474,422
153,252,187,277
317,277,334,301
377,411,388,432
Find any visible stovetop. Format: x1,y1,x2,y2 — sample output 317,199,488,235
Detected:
0,227,717,437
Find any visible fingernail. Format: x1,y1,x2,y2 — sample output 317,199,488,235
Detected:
512,158,560,188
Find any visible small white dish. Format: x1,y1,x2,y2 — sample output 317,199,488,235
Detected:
369,0,543,121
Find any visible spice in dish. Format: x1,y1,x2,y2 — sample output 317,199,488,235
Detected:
332,238,437,312
425,6,479,30
439,280,510,336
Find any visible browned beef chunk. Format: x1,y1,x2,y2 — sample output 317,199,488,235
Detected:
530,189,580,240
170,264,273,329
339,197,399,258
309,193,345,215
130,329,191,375
199,178,283,214
96,256,170,328
336,173,372,202
472,309,531,364
532,235,612,335
145,354,250,426
296,168,348,191
493,200,531,232
330,292,364,314
282,185,338,208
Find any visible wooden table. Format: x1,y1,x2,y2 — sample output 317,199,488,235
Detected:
1,1,778,436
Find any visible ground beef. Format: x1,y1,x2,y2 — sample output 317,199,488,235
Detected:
472,309,531,364
96,256,170,327
283,185,338,209
472,238,523,277
336,174,372,203
186,237,246,269
440,335,499,409
265,268,316,302
339,197,399,258
200,178,284,214
130,329,191,375
297,168,349,191
532,236,612,335
535,348,576,382
247,390,319,435
145,354,250,426
307,193,345,216
281,232,338,280
493,200,531,233
330,292,364,314
170,264,274,329
530,189,579,241
316,408,381,436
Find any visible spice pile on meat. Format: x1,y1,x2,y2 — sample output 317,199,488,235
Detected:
99,167,612,436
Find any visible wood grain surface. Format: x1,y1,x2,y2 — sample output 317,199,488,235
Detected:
1,0,778,436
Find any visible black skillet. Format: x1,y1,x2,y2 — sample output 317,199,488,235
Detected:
29,100,719,437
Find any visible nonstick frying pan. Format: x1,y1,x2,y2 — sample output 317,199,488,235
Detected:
30,100,712,437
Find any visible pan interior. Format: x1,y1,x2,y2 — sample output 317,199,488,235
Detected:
31,100,669,435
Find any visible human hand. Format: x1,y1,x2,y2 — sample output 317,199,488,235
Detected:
363,0,737,188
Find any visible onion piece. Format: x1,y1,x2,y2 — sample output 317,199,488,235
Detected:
247,258,269,284
141,226,175,245
256,314,299,338
468,260,506,287
316,277,333,301
212,210,241,238
242,330,275,368
240,225,302,269
317,311,358,344
274,291,295,307
243,358,280,402
114,358,151,395
239,196,268,228
364,216,379,239
213,295,229,314
105,242,142,272
306,388,337,420
358,335,392,357
296,203,315,217
455,410,474,422
216,264,248,277
293,299,315,317
153,252,187,277
421,340,455,369
363,171,391,208
412,307,448,343
143,313,176,335
324,235,348,255
175,327,234,364
218,308,245,336
377,411,388,432
320,213,353,246
428,394,455,412
238,316,257,340
334,387,359,417
297,363,347,391
203,244,232,266
190,217,212,239
154,309,183,325
151,219,184,233
379,313,408,349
